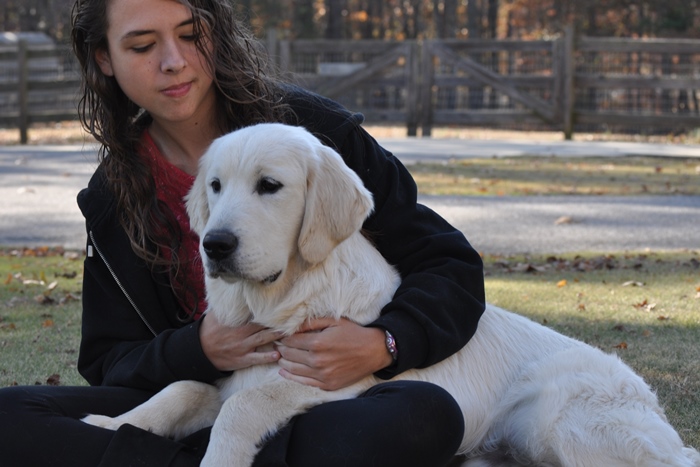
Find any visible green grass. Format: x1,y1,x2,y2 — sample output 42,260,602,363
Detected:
1,247,698,448
408,156,700,196
0,247,85,387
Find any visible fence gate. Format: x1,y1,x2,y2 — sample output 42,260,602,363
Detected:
276,39,421,134
418,37,569,136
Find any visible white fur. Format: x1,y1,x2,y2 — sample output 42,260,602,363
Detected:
83,123,700,467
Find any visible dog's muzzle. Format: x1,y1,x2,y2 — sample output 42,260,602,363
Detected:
202,230,238,261
202,230,282,284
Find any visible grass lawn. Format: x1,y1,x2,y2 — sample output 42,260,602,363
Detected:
408,156,700,196
1,247,698,448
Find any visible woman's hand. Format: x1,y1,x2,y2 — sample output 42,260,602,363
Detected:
199,312,282,372
276,318,393,391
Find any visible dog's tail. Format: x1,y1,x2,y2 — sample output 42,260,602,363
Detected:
683,446,700,467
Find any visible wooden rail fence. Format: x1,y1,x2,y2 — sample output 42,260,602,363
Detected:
2,28,700,143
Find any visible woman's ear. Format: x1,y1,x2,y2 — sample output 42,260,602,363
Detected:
95,48,114,76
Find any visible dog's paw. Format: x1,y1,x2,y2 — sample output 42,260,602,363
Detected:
81,414,126,431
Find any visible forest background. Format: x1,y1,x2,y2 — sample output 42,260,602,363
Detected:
2,0,700,45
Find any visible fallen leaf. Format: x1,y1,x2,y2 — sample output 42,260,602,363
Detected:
657,315,670,321
613,342,628,350
3,273,12,285
511,263,547,273
554,216,575,225
42,319,55,328
34,295,55,305
577,303,586,311
59,293,80,305
622,281,645,287
23,279,45,286
46,374,61,386
557,279,568,288
632,299,656,311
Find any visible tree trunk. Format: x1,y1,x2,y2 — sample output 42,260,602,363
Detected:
325,0,345,39
467,0,482,38
293,0,316,39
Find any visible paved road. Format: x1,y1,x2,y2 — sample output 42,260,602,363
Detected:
1,140,699,253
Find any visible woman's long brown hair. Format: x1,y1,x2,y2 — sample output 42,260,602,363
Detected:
71,0,290,319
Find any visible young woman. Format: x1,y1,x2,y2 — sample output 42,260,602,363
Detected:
0,0,485,465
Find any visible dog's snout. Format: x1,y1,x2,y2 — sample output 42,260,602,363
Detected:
203,231,239,261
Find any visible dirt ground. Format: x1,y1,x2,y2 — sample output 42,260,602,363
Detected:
2,121,699,146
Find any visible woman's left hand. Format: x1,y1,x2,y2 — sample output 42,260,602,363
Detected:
276,318,393,391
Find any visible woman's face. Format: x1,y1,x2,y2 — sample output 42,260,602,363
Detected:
95,0,216,128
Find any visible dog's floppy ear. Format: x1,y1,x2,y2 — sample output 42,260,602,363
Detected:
185,157,210,235
298,143,374,265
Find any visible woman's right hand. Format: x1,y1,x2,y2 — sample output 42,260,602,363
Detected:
199,312,282,371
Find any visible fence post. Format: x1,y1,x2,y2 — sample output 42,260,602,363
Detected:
265,28,278,69
420,40,434,137
562,24,575,140
406,41,419,137
18,39,29,144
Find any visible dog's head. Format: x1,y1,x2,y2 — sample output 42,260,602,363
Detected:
186,123,374,285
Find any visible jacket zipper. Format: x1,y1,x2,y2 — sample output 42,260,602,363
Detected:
89,230,158,337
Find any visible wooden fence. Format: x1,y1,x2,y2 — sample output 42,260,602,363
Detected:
2,29,700,143
0,41,80,143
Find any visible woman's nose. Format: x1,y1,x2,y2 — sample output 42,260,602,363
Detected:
160,41,186,73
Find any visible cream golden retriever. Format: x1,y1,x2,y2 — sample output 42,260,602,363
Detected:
84,123,700,467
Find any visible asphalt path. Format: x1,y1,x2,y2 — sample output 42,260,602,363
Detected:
1,139,699,254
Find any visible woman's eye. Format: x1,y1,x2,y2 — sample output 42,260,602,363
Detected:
256,177,283,195
131,44,154,53
210,179,221,193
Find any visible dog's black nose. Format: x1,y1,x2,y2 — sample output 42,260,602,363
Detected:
202,231,238,261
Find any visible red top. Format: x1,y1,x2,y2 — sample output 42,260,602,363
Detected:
139,131,207,319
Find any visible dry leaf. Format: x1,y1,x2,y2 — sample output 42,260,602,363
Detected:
632,299,656,311
46,374,61,386
577,303,586,311
613,342,628,350
554,216,574,225
42,319,55,328
557,279,568,288
657,315,670,321
34,295,55,305
59,293,80,305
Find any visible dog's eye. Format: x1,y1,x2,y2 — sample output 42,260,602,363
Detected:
210,178,221,194
256,177,283,195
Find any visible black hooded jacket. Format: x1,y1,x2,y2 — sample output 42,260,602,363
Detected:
76,88,485,391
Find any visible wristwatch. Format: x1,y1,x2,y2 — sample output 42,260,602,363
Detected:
384,330,398,361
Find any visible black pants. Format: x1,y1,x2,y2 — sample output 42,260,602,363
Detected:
0,380,463,467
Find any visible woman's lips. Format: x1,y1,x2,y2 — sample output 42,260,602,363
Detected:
162,82,192,98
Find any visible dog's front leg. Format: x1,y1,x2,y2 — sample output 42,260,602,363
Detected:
82,380,222,440
201,379,367,467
